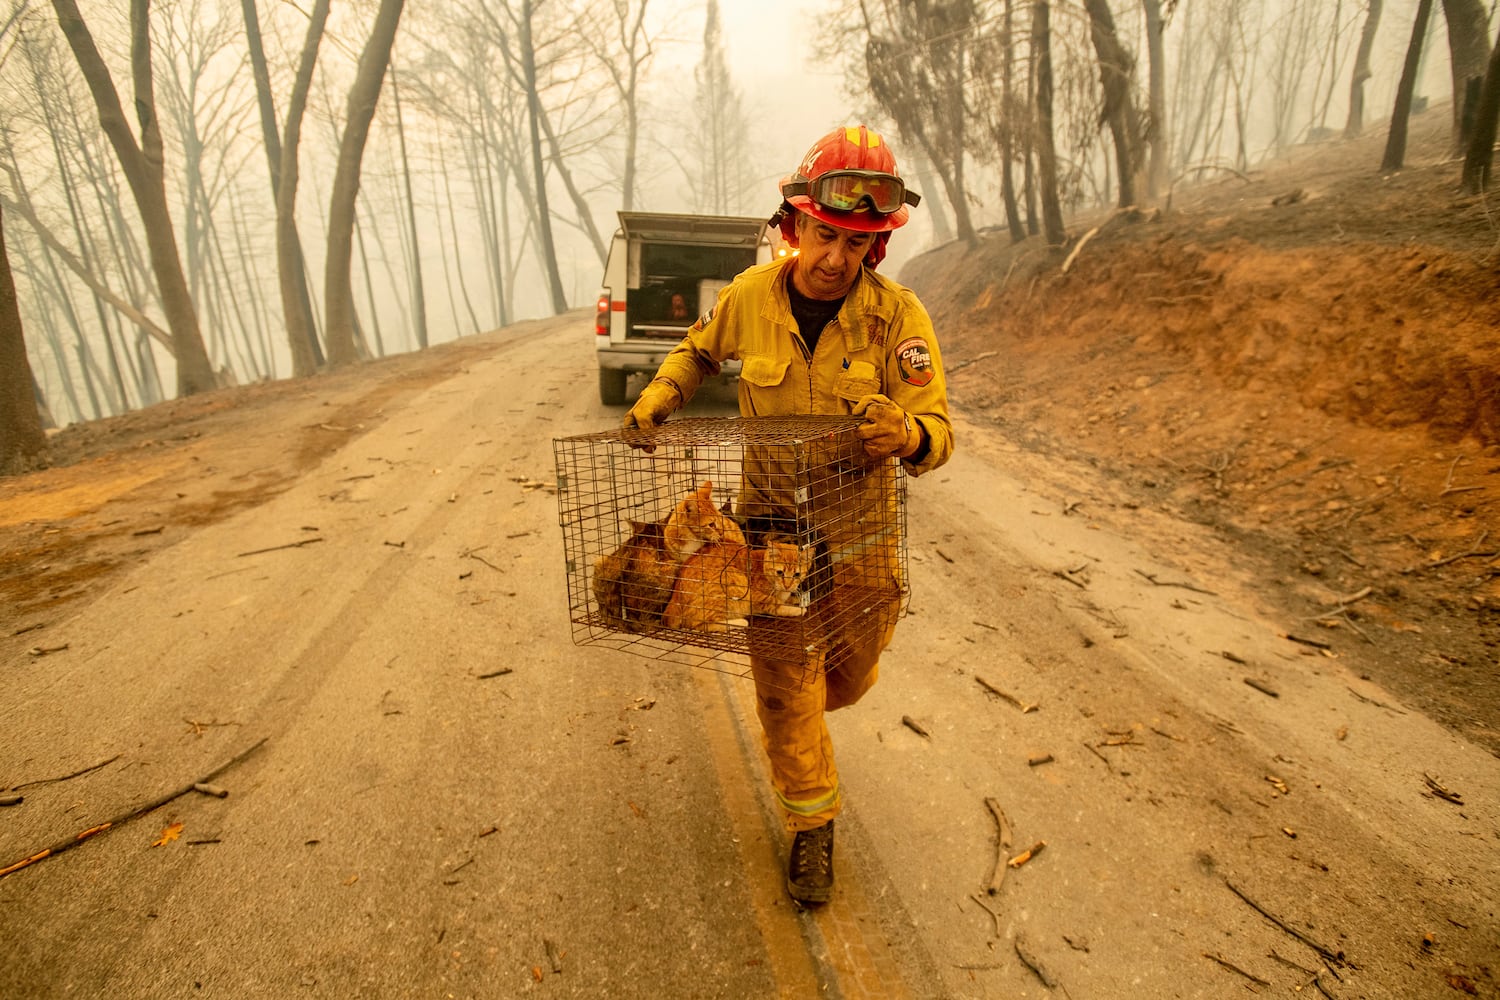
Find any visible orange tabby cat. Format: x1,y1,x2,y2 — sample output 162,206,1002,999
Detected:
746,535,811,618
663,541,752,632
593,519,674,631
663,479,745,562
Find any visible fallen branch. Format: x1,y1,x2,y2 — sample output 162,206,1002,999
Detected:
969,893,1003,936
1225,878,1344,965
1251,458,1353,498
1346,686,1405,714
1203,952,1270,987
1053,568,1088,589
1439,456,1484,497
1423,773,1463,805
9,753,121,792
236,537,324,558
975,675,1038,713
1244,678,1280,698
947,350,999,375
1,738,267,879
1403,531,1496,574
1013,934,1059,989
1061,225,1101,274
983,797,1014,895
1134,569,1217,595
1283,633,1333,650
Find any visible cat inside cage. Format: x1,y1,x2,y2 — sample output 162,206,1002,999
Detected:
555,416,907,673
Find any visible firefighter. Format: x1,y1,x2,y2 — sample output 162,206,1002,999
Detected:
624,125,954,904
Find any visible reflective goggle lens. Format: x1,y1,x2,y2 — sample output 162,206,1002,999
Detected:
811,172,907,214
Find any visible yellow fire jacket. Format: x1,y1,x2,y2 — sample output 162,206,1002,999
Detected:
645,257,955,479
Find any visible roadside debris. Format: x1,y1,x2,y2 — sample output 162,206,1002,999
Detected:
1423,773,1463,805
1244,677,1280,698
975,674,1039,713
1008,841,1046,869
901,715,931,739
983,797,1013,896
0,738,266,880
235,537,323,558
1225,878,1345,967
1013,933,1060,989
1203,951,1270,987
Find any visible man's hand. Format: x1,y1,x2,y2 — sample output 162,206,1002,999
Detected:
623,381,680,431
853,394,918,459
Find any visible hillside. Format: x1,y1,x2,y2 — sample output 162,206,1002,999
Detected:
903,108,1500,754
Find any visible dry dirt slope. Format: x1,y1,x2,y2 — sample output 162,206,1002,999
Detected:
901,109,1500,756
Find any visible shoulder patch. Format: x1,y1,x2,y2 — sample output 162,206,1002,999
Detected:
691,303,716,331
895,336,934,387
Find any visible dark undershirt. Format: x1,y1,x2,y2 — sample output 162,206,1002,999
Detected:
786,274,845,358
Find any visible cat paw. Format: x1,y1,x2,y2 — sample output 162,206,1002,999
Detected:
776,607,806,617
727,618,750,628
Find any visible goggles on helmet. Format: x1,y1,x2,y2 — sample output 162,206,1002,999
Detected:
783,170,921,216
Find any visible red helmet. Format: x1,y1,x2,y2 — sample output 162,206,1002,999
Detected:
778,126,920,234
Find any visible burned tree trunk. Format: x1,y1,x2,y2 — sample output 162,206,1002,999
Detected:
0,203,49,475
1381,0,1434,173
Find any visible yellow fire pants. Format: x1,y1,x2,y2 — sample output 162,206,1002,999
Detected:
749,560,900,832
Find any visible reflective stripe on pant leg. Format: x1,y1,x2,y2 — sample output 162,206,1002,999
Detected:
750,651,841,832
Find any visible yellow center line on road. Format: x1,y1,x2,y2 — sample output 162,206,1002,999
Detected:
695,666,914,1000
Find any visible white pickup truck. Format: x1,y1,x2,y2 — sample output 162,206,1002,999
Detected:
594,212,774,405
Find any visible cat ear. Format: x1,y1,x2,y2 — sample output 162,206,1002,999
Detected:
696,480,714,501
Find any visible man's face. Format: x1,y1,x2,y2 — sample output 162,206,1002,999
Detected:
791,215,873,300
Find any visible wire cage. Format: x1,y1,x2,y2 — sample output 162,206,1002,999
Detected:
554,416,908,684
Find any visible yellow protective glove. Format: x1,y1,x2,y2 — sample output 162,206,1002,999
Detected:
623,380,680,430
852,393,918,459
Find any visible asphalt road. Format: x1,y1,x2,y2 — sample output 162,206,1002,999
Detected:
2,315,1496,998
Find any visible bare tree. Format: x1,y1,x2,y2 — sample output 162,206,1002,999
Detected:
579,0,655,212
50,0,216,395
324,0,406,367
1033,0,1065,246
242,0,323,372
862,0,977,243
690,0,753,215
1441,0,1493,148
0,200,49,474
1082,0,1144,208
1345,0,1383,137
1461,18,1500,193
1382,0,1435,173
1141,0,1168,200
389,63,429,349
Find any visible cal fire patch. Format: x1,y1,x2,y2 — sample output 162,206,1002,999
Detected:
895,336,935,387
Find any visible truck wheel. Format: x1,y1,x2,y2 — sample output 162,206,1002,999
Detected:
599,368,628,406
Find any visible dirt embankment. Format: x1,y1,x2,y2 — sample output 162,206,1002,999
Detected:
902,116,1500,754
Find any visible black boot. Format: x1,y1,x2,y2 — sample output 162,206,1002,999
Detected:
786,820,834,903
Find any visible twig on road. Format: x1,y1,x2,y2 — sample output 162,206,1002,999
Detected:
9,753,121,792
983,797,1014,896
1134,569,1217,595
1244,677,1280,698
1225,878,1344,966
1423,773,1464,804
1203,952,1270,987
969,893,1003,937
1014,934,1060,989
901,715,931,738
236,537,324,558
0,738,267,880
975,675,1038,713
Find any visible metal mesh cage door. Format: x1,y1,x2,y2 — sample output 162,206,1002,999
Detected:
553,416,908,683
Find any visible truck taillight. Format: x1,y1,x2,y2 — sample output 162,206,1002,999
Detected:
595,290,610,337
